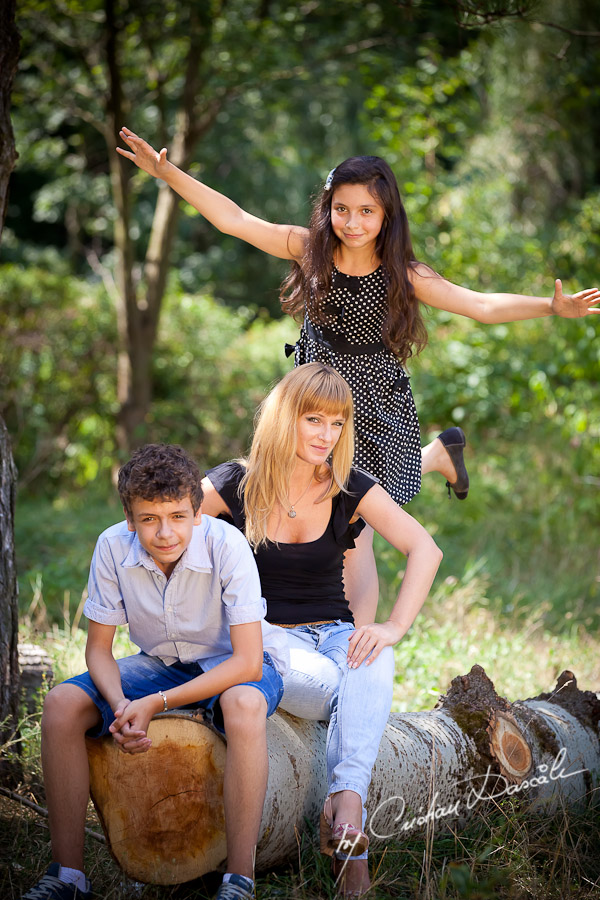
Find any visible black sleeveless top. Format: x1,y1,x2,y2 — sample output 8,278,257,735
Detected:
206,461,377,625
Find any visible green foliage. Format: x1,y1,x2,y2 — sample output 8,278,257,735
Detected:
9,0,470,312
146,289,297,464
0,264,117,490
364,39,487,218
375,420,600,639
0,263,300,491
412,312,600,452
553,188,600,283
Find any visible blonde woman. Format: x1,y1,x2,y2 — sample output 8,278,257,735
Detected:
201,362,442,897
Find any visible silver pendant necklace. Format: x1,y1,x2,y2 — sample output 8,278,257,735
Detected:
287,474,314,518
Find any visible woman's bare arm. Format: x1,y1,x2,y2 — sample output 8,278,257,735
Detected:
346,484,443,666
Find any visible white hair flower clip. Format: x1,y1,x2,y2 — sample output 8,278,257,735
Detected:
324,168,336,191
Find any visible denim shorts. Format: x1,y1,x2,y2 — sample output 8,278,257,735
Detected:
64,650,283,738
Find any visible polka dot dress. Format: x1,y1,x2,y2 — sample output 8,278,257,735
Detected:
293,265,422,505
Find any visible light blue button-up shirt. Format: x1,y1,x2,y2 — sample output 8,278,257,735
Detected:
83,514,289,674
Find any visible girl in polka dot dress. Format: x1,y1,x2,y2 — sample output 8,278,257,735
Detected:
117,131,600,615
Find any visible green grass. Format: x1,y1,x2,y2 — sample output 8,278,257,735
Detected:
14,489,121,627
4,575,599,899
390,573,599,713
377,425,600,636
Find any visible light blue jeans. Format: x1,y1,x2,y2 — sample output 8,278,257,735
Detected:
278,621,394,839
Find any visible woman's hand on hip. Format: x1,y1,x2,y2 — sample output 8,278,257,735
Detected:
347,620,404,668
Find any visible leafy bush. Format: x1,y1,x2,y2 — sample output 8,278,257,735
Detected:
0,264,299,492
0,263,117,490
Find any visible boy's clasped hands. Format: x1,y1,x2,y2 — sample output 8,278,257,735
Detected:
108,696,157,753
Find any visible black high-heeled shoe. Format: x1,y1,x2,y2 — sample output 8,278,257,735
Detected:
438,426,469,500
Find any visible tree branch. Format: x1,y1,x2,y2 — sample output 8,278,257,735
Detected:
446,0,600,38
142,10,216,334
534,19,600,39
0,787,106,842
84,247,120,306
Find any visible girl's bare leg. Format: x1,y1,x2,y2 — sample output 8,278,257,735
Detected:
421,437,458,481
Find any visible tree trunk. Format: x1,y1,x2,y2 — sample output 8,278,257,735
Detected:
103,2,219,455
103,0,142,455
0,417,21,784
0,0,19,235
87,666,600,885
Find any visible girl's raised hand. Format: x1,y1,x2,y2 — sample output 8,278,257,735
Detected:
551,279,600,318
116,126,168,178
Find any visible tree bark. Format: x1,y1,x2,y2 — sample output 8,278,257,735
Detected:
0,417,21,784
0,0,22,786
0,0,19,236
87,666,600,885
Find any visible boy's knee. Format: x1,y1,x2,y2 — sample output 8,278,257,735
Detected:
42,683,98,735
220,685,267,729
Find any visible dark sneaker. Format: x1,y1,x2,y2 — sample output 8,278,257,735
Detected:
22,864,92,899
215,873,254,900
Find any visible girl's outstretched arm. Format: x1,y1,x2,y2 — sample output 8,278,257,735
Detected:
411,265,600,323
345,484,443,668
116,126,308,261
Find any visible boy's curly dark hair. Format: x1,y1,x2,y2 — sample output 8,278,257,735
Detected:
118,444,204,517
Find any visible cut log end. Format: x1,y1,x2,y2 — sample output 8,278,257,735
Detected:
87,712,227,884
487,710,532,782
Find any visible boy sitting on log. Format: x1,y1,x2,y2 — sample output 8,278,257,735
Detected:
22,443,288,900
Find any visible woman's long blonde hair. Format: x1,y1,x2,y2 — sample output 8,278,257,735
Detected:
241,362,354,547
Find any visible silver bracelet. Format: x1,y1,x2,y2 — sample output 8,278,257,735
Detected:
158,689,168,712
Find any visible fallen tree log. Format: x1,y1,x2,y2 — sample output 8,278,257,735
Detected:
87,666,600,885
17,642,54,713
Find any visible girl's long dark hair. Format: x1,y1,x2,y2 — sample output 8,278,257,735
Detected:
280,156,428,365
